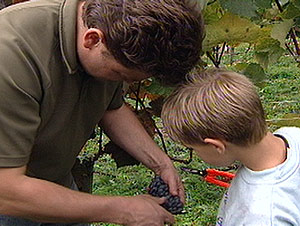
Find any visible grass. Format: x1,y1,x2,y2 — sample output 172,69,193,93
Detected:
82,48,300,226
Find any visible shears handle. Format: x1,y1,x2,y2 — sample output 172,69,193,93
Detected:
204,169,235,188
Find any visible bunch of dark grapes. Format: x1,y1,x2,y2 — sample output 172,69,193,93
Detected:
148,176,184,214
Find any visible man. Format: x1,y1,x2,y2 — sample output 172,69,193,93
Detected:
0,0,204,225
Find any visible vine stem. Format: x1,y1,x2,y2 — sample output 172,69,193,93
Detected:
217,42,227,65
93,128,104,163
128,87,193,164
206,51,219,67
206,42,226,67
289,29,300,56
285,43,299,62
274,0,283,12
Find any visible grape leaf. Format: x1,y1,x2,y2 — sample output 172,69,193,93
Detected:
293,0,300,9
254,38,285,68
203,1,223,25
254,0,272,9
203,13,269,50
71,158,94,193
271,19,294,48
234,63,266,87
144,78,174,97
219,0,258,18
264,7,281,20
295,17,300,37
281,2,300,19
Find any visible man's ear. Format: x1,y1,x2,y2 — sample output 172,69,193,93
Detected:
204,138,226,154
83,28,105,49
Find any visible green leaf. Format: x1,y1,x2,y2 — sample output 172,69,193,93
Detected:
295,17,300,37
241,63,267,87
271,19,294,48
233,62,249,71
254,38,285,68
219,0,258,18
203,13,268,50
292,0,300,10
203,1,223,25
254,0,272,9
144,78,174,97
264,7,281,20
281,2,300,19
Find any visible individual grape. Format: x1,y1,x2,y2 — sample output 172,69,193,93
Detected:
148,176,184,214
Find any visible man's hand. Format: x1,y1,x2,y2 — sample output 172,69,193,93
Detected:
156,162,185,204
123,195,174,226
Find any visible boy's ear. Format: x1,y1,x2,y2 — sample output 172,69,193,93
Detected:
204,138,226,154
83,28,105,49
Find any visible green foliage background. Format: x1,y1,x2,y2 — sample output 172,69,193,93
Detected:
84,0,300,225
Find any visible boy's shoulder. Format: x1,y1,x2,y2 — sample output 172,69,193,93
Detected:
218,157,300,225
273,127,300,145
274,126,300,134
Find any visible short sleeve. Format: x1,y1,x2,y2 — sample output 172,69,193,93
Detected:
0,41,42,167
106,82,124,110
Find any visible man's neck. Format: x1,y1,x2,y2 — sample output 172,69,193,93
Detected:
237,132,287,171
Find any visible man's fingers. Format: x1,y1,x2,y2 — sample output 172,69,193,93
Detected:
141,194,166,205
164,211,175,225
161,204,175,225
138,195,175,225
178,185,186,204
168,180,178,196
167,179,185,204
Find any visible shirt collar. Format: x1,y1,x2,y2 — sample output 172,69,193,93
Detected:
59,0,79,74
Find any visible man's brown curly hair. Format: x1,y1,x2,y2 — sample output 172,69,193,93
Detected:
82,0,204,85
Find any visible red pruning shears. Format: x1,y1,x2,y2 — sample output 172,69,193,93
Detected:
181,167,235,188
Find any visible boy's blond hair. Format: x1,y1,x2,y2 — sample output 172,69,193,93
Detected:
161,69,268,146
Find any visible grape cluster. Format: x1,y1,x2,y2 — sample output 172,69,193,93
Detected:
148,176,184,214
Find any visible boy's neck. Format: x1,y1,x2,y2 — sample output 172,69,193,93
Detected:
237,132,287,171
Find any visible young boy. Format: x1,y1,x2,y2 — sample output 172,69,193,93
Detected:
161,69,300,225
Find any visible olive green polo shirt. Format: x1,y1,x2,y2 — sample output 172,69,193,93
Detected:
0,0,123,187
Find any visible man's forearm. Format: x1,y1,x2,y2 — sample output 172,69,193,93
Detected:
0,167,129,224
99,104,173,174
